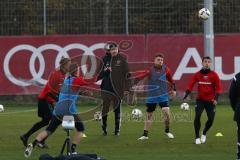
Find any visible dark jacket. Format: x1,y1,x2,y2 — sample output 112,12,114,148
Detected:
229,72,240,121
97,53,130,99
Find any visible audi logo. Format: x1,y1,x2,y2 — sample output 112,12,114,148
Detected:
3,43,106,86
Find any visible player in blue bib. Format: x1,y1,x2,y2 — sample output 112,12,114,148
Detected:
24,63,95,157
138,54,176,140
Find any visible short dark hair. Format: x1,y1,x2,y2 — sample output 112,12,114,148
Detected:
202,56,211,62
60,57,70,66
69,63,78,76
155,53,164,59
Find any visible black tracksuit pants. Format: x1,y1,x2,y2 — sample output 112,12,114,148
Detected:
194,100,216,138
101,91,121,133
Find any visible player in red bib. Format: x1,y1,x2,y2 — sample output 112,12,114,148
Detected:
20,57,71,148
183,56,222,144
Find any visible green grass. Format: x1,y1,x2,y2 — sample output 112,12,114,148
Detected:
0,104,237,160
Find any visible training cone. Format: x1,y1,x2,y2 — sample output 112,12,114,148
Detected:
215,132,223,137
82,133,87,138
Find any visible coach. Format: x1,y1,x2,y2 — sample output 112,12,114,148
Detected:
229,72,240,159
97,42,130,136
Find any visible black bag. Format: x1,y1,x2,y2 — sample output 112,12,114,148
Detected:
39,153,105,160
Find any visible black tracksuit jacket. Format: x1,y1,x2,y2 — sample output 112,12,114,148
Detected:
229,72,240,121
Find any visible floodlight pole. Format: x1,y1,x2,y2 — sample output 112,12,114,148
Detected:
125,0,129,35
204,0,214,69
43,0,47,35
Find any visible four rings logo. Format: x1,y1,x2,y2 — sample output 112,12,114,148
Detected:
3,43,106,86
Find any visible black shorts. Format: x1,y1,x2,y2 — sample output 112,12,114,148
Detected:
38,99,54,120
146,101,169,112
46,115,85,134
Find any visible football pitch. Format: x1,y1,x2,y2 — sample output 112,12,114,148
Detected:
0,104,236,160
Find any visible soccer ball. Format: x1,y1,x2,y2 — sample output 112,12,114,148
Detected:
94,111,102,121
132,108,142,120
180,103,190,111
198,8,210,20
0,104,4,112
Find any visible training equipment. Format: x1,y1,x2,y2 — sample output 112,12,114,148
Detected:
82,133,87,138
180,102,190,110
0,104,4,112
215,132,223,137
61,116,75,156
132,108,142,120
94,111,102,121
198,8,210,20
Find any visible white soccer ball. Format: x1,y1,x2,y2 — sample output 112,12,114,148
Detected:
198,8,210,20
94,111,102,121
0,104,4,112
132,108,142,120
180,103,190,111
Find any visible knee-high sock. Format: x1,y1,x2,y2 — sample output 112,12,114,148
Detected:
115,110,121,132
24,118,50,138
102,115,108,131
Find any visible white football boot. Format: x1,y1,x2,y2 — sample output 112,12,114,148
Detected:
195,138,202,145
138,136,149,140
165,132,174,139
24,143,33,158
200,135,206,144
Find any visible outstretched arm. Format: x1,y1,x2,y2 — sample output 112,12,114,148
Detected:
166,68,176,91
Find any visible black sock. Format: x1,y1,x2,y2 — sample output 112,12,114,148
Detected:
115,111,120,133
41,139,45,144
32,139,40,148
165,126,170,133
202,131,206,135
71,143,77,152
25,120,49,138
143,130,148,136
102,115,107,131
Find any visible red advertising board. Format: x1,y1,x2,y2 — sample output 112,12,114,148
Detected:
146,34,240,91
0,35,145,95
0,34,239,95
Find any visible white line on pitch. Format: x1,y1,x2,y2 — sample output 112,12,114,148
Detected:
0,109,36,115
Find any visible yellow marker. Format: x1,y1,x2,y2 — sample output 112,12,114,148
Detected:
215,132,223,137
82,133,87,138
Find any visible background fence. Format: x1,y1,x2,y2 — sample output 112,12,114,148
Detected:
1,0,240,36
